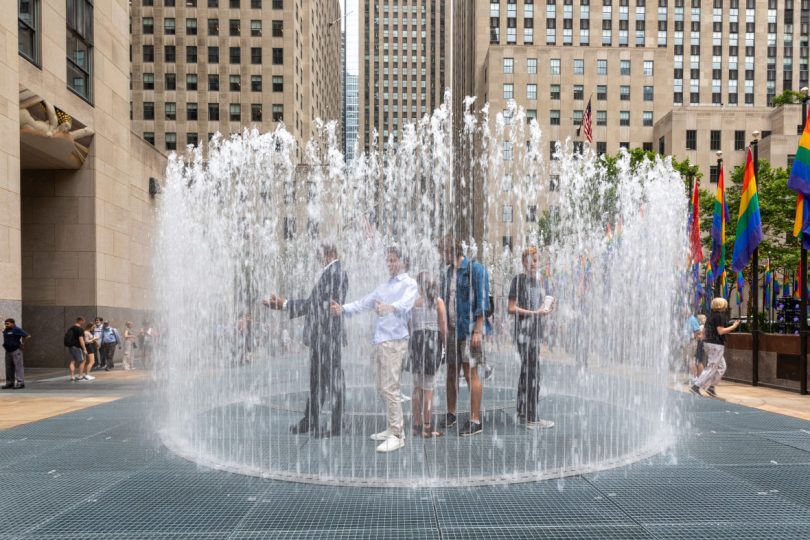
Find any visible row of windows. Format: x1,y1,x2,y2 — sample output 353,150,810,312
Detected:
503,83,654,101
141,44,277,64
141,18,280,37
141,0,275,8
141,103,283,123
685,129,750,151
503,57,654,76
140,73,281,92
542,109,652,126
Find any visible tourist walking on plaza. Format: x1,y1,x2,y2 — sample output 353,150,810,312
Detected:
508,247,555,429
92,317,104,369
122,321,136,370
691,297,739,398
409,272,447,438
139,322,155,367
64,317,93,381
264,243,349,437
438,236,491,437
331,247,418,453
3,318,30,389
83,323,99,378
99,321,121,371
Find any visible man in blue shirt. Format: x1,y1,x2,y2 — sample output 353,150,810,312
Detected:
3,319,31,389
331,247,418,453
99,321,122,371
438,236,491,437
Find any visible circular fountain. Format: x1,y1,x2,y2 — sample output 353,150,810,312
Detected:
154,97,688,487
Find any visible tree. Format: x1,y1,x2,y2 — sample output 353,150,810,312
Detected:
772,90,807,106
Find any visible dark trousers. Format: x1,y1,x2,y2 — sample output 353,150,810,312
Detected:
516,342,541,422
302,339,344,434
99,343,117,368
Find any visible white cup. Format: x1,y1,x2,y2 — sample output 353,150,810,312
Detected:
542,295,555,311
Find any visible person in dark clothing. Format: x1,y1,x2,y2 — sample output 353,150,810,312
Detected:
691,297,739,398
507,247,555,429
264,244,348,437
3,319,31,389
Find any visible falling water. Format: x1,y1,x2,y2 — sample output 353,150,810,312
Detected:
154,95,689,487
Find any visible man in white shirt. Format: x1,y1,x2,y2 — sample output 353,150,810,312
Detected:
331,247,418,453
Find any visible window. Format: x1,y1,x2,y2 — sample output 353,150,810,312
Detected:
165,102,176,120
710,130,721,150
503,57,514,73
229,46,241,64
251,104,262,121
597,85,608,100
272,0,282,7
550,110,561,125
272,104,284,122
527,58,537,73
208,103,220,120
250,47,262,64
229,19,240,36
573,84,584,100
503,83,514,99
686,129,697,150
550,58,561,74
143,132,155,145
143,45,154,62
143,73,155,90
251,75,263,91
186,73,198,90
620,59,631,75
503,204,513,223
550,174,560,190
18,0,40,64
208,74,219,91
527,205,537,223
187,133,199,147
208,0,217,6
186,46,197,63
284,217,295,240
229,0,240,7
503,142,513,161
597,110,607,125
710,165,720,183
527,84,537,100
165,73,176,90
527,109,537,124
503,236,513,249
620,85,631,100
166,132,176,151
229,75,241,91
573,58,585,74
164,17,176,35
164,45,176,63
597,58,608,74
643,111,653,126
208,46,219,63
659,136,665,154
734,130,745,150
251,0,261,7
550,84,561,99
143,102,155,120
272,48,283,64
186,18,197,35
252,20,263,36
229,103,241,122
620,111,630,125
66,0,93,101
573,110,583,126
643,86,654,100
208,19,219,35
643,59,654,75
143,17,154,34
187,102,198,120
271,75,284,92
597,141,607,155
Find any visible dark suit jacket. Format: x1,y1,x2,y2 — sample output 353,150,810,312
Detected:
287,260,349,350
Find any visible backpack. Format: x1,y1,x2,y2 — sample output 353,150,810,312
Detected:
63,328,74,347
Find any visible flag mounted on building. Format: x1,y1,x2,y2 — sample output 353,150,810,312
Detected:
710,163,729,284
689,179,703,264
731,147,763,272
789,107,810,249
580,97,593,145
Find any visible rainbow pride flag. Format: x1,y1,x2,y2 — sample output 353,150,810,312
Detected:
789,108,810,248
764,259,772,308
710,164,729,283
731,148,763,272
736,272,745,306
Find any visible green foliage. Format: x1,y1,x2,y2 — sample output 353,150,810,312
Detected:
772,90,807,106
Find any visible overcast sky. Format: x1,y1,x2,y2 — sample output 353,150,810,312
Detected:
342,0,359,76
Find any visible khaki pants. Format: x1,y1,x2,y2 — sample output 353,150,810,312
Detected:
374,339,407,437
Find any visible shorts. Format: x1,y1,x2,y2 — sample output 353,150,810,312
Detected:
412,371,436,392
69,346,84,363
446,336,484,368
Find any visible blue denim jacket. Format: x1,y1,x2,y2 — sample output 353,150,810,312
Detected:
441,257,492,340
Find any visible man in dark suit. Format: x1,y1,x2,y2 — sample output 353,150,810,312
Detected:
264,244,348,437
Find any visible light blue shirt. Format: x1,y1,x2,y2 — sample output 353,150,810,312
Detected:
342,273,418,344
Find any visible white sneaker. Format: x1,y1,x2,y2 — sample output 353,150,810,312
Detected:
370,429,393,441
376,434,405,453
399,393,411,402
83,374,96,381
525,419,555,429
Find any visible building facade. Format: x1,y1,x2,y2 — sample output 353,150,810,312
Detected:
5,0,167,368
453,0,809,248
130,0,342,159
345,73,360,162
359,0,451,151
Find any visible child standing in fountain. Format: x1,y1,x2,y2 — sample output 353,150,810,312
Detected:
331,247,418,453
508,247,555,429
409,272,448,438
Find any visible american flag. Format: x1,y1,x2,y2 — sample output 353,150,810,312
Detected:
581,97,593,145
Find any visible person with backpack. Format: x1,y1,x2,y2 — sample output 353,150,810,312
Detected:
438,236,491,437
508,247,555,429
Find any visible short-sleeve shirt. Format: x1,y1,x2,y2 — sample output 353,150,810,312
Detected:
67,326,84,348
2,326,29,352
508,273,544,343
704,311,729,345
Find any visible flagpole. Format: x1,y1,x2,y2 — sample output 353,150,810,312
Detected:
800,87,809,395
714,151,723,297
751,131,761,387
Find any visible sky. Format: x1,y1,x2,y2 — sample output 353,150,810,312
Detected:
342,0,359,76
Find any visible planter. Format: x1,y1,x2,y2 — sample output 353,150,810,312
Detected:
723,333,809,392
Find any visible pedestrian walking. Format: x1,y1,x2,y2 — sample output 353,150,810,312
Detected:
3,318,30,389
122,321,136,370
